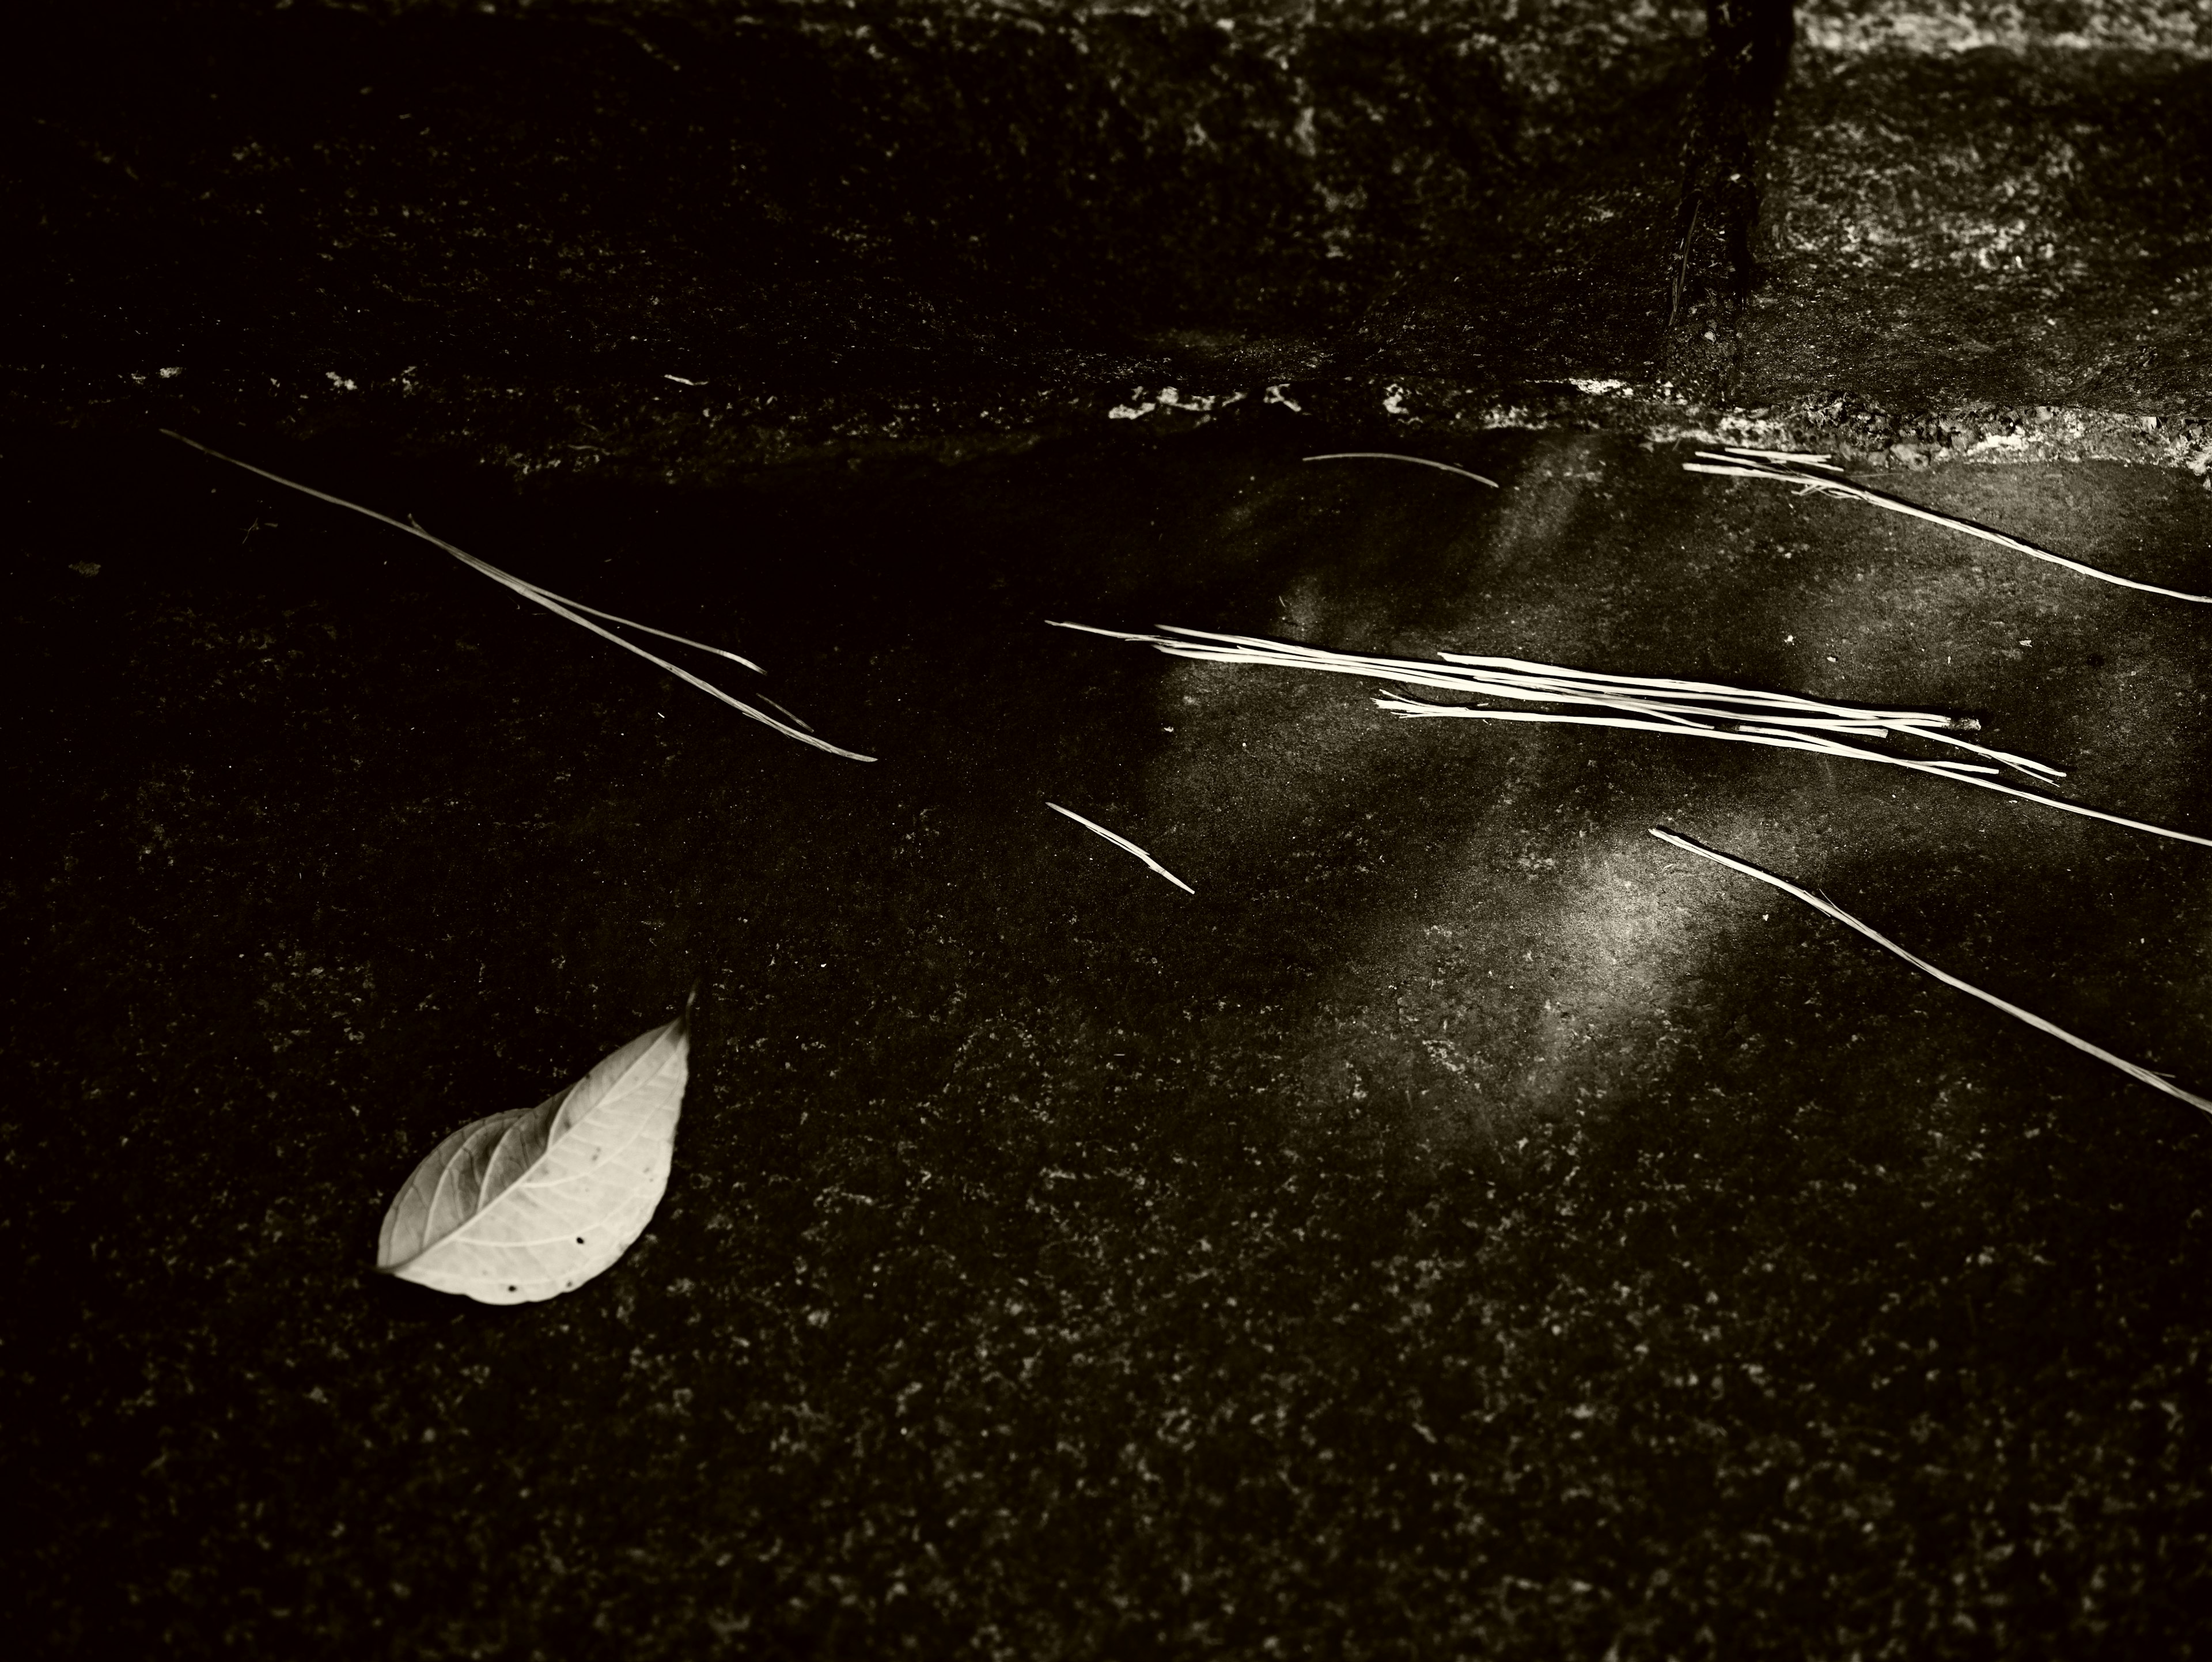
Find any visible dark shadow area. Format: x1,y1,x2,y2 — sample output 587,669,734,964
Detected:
1661,0,1796,398
5,0,1706,457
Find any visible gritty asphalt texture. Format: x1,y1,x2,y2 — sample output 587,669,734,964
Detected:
9,2,2212,1659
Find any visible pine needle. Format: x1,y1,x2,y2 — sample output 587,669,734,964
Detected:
1304,453,1501,489
1685,445,2212,604
1046,802,1194,894
756,695,816,733
1650,827,2212,1115
163,431,874,762
1048,620,2212,851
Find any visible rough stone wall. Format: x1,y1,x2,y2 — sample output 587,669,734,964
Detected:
8,1,2211,475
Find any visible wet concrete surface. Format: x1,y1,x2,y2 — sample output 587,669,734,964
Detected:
9,2,2212,1658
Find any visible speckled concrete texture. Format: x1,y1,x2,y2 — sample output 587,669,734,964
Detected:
12,418,2212,1656
10,2,2212,1657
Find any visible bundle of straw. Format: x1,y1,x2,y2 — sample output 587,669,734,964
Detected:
1050,621,2212,851
1684,446,2212,604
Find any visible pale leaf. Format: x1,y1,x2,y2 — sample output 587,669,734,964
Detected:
376,1009,690,1304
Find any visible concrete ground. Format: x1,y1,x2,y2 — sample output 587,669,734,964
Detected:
7,3,2212,1657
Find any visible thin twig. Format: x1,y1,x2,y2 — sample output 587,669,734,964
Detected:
1685,445,2212,604
163,430,872,762
1649,827,2212,1115
1046,802,1194,894
1668,194,1702,330
1304,453,1500,489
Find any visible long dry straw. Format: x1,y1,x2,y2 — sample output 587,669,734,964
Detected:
1046,802,1193,894
164,431,874,762
1685,445,2212,604
1650,828,2212,1115
1305,453,1501,489
1049,621,2212,850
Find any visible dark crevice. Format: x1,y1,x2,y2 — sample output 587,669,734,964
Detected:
1663,0,1794,399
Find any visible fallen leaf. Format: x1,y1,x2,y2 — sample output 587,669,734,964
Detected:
376,1006,690,1303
